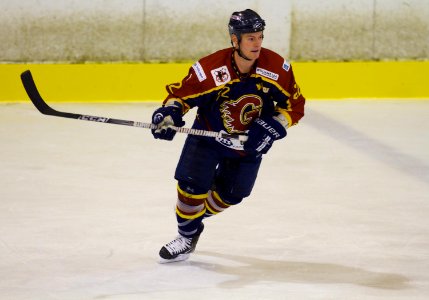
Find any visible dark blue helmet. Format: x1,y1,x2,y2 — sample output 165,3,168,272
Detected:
228,9,265,38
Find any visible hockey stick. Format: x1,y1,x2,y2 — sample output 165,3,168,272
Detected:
20,70,247,142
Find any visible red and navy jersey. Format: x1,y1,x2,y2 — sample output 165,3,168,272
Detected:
163,47,305,147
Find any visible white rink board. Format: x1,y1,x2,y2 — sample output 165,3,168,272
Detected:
1,0,428,61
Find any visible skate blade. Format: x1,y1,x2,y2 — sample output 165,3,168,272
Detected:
158,253,190,264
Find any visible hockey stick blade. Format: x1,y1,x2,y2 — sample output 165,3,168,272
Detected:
20,70,248,142
21,70,137,127
21,70,60,116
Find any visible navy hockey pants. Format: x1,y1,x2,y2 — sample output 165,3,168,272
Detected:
174,135,262,204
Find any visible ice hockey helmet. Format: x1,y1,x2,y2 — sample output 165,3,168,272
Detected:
228,9,265,39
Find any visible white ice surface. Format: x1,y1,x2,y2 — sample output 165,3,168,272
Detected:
1,100,429,300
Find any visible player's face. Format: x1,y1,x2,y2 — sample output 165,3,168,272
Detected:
239,31,264,60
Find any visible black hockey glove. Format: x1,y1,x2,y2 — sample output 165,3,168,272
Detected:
244,116,287,155
151,106,185,140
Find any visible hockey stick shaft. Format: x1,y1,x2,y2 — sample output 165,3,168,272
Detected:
20,70,247,142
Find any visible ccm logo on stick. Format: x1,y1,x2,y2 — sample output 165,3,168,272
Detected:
79,115,109,122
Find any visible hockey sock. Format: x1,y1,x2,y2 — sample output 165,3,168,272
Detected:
204,190,232,218
175,183,207,238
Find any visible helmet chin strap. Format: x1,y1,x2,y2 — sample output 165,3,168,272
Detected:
237,47,252,61
231,39,252,61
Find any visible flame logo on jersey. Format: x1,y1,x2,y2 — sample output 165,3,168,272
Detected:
220,94,263,133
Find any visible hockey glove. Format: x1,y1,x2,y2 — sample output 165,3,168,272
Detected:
151,106,185,140
244,116,287,155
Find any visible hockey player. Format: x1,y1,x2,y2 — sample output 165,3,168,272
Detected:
151,9,305,263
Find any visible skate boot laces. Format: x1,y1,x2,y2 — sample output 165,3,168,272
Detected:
164,235,192,255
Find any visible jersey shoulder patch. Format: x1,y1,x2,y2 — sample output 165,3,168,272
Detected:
257,48,292,81
282,59,290,72
192,61,207,82
256,67,279,81
210,66,231,86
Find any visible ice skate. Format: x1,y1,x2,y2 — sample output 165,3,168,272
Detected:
159,223,204,263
